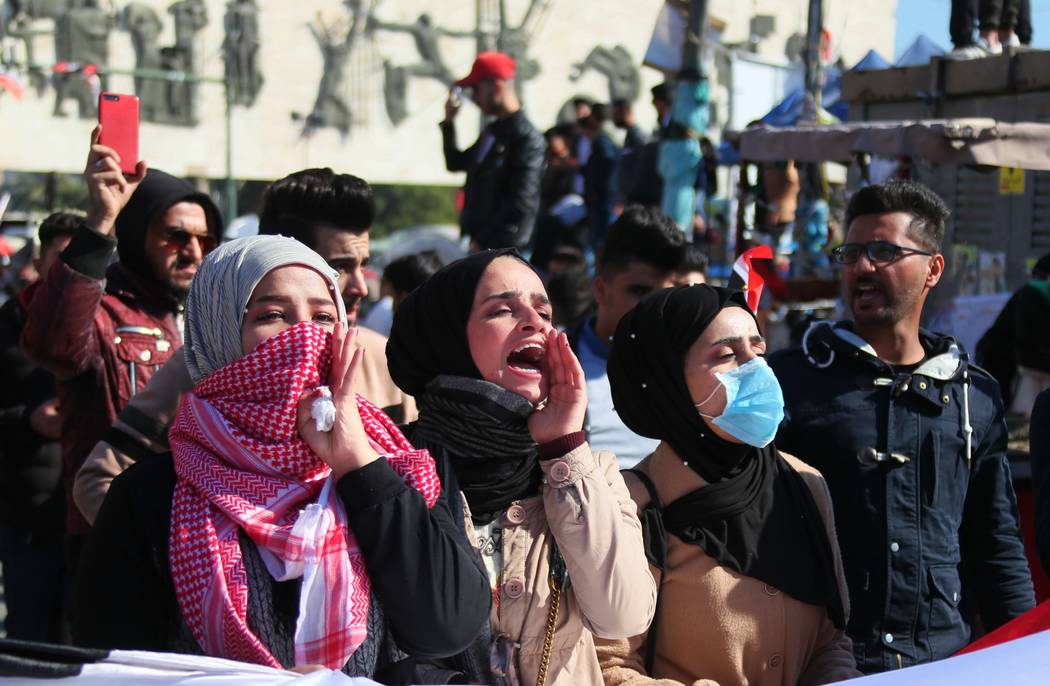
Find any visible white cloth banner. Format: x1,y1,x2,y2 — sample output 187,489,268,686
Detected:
0,650,378,686
841,629,1050,685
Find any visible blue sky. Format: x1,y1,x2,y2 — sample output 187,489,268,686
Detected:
894,0,1050,59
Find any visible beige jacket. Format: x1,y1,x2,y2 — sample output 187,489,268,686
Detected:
596,443,858,686
464,442,656,686
73,326,416,523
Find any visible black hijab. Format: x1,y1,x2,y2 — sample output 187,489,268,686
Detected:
387,249,542,524
607,284,845,628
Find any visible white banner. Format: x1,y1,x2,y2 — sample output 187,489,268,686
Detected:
0,650,379,686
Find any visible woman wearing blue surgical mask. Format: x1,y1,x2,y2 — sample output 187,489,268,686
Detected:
596,284,860,686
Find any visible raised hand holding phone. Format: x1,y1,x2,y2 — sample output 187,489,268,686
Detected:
86,92,146,236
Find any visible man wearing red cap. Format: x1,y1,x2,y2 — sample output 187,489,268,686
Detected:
441,51,545,251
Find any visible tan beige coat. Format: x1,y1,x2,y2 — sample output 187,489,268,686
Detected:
596,443,859,686
73,326,416,523
464,443,656,686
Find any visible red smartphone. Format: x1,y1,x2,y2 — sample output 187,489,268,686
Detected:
97,92,140,175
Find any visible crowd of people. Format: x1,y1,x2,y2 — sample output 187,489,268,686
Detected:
1,49,1048,686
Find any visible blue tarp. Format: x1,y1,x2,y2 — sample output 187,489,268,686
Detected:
716,49,890,164
759,68,845,127
755,47,890,129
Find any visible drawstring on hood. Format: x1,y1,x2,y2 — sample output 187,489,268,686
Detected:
801,321,975,469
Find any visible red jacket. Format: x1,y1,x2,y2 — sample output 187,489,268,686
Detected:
22,228,181,535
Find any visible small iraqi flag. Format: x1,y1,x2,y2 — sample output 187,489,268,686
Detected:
729,245,784,313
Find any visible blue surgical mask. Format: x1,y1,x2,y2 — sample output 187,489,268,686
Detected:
694,357,785,448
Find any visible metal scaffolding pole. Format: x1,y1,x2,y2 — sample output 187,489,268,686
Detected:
803,0,824,120
682,0,708,77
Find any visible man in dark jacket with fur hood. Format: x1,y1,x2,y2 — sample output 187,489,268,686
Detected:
21,128,222,554
770,180,1034,674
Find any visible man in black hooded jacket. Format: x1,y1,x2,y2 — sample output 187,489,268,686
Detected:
21,129,222,553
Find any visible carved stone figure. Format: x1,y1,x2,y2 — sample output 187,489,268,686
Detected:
570,44,640,103
223,0,262,106
0,0,14,44
122,3,165,121
305,8,358,135
495,0,548,88
161,0,207,125
53,0,112,118
368,11,475,124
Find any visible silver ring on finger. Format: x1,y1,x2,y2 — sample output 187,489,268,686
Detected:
94,159,105,169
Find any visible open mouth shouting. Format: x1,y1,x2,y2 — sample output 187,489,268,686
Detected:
852,279,886,311
506,341,546,378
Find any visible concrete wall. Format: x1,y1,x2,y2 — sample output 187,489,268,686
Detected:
0,0,897,184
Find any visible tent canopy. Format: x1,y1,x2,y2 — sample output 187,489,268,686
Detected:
736,119,1050,170
895,34,946,67
853,49,891,71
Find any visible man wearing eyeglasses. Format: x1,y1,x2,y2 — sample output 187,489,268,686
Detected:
769,180,1034,674
20,127,223,563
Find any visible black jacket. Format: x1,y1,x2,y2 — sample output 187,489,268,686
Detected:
1031,389,1050,578
441,110,545,250
73,453,489,685
770,322,1035,674
0,287,63,541
976,281,1050,403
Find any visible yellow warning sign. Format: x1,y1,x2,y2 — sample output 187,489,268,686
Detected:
999,167,1025,195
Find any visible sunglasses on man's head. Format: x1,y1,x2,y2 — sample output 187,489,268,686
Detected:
161,229,218,254
830,240,932,265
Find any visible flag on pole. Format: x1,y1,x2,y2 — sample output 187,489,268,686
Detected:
729,245,774,312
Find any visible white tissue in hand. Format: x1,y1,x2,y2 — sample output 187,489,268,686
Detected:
310,386,336,432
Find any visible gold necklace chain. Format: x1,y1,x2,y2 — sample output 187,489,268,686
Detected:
534,573,562,686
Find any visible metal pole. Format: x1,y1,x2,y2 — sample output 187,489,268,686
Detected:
224,80,237,221
681,0,708,77
803,0,824,119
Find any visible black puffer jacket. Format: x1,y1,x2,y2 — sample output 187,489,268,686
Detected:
441,109,545,250
770,322,1035,674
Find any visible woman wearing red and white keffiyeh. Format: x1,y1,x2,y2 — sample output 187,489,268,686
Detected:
74,236,490,683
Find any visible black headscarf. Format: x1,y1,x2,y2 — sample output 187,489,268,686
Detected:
387,249,543,524
388,249,522,396
608,284,845,628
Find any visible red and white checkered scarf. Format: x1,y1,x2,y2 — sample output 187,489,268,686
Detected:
169,322,440,669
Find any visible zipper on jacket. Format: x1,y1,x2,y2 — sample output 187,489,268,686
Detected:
896,654,903,670
115,325,165,338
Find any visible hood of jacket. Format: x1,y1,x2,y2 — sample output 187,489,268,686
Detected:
800,320,966,382
114,168,223,286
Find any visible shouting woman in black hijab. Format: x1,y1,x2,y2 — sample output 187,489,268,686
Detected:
387,249,655,686
596,284,859,686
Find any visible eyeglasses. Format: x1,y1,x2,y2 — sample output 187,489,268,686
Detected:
830,240,932,265
161,230,217,254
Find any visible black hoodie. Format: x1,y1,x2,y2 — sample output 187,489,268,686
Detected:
63,168,223,288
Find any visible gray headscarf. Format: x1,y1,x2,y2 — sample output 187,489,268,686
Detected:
183,235,346,383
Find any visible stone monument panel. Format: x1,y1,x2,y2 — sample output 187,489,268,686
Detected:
0,0,897,185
